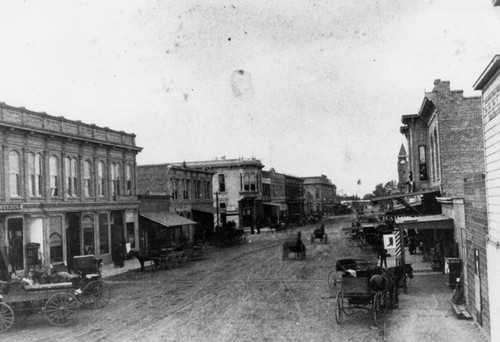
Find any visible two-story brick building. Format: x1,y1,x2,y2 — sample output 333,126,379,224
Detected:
0,103,142,279
302,175,336,216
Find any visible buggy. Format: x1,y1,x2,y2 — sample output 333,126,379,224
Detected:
282,233,306,260
310,225,327,244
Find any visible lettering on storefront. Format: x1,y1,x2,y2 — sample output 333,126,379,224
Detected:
0,203,22,212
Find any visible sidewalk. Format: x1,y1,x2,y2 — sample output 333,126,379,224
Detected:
100,257,142,279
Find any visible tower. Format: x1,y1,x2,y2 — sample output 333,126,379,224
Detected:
397,144,408,191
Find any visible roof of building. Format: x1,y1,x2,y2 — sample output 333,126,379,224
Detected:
473,54,500,91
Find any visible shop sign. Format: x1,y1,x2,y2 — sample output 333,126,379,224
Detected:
0,203,22,212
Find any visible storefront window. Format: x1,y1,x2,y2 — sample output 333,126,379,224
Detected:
99,213,109,254
7,218,23,271
83,216,94,255
49,216,63,263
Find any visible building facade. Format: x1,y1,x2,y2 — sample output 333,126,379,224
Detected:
136,163,215,235
185,157,264,229
473,55,500,341
285,174,304,220
0,103,141,279
302,175,336,215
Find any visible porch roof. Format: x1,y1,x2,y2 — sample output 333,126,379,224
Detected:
140,211,196,227
395,215,454,230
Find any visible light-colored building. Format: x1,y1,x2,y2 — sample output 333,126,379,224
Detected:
0,102,142,279
473,55,500,341
184,157,264,228
302,175,336,215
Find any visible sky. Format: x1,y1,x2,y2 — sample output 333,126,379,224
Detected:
0,0,499,197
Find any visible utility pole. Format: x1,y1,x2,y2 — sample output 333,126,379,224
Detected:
215,191,219,228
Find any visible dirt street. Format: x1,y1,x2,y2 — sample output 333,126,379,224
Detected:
1,217,485,342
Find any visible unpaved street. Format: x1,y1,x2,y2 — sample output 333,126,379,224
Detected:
2,217,483,342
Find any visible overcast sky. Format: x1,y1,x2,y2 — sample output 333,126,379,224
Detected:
0,0,499,196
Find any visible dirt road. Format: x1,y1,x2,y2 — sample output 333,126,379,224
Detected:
4,216,481,342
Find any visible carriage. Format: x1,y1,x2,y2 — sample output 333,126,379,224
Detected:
332,258,410,325
282,233,306,260
310,225,327,244
0,255,111,333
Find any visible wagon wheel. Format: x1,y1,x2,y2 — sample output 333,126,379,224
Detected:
373,291,388,326
44,292,79,326
372,291,381,325
80,280,111,309
345,236,355,247
335,292,344,324
0,302,14,332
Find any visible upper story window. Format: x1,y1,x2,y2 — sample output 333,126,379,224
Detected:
194,180,201,199
419,145,428,181
218,174,226,192
244,173,250,191
172,179,178,200
315,187,320,199
97,161,105,197
49,155,59,196
250,173,256,191
126,164,132,195
183,180,190,200
205,181,211,200
83,160,93,197
65,157,78,196
111,162,121,196
9,151,21,197
28,153,43,197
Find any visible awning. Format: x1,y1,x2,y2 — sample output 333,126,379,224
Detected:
140,212,197,227
263,202,288,211
395,215,454,230
191,206,220,214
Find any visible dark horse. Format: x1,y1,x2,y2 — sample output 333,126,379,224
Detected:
369,263,413,309
127,249,161,272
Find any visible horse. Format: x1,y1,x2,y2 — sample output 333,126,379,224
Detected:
369,263,413,309
127,249,161,272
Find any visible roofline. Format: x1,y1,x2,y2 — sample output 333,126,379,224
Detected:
473,55,500,91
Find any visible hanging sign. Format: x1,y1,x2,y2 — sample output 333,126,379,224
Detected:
383,233,396,250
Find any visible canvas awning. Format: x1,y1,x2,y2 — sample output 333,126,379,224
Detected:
395,215,454,230
140,212,197,227
263,202,288,211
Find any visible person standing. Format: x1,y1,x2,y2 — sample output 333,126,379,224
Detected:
378,247,388,268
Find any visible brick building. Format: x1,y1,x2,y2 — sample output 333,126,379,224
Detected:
136,163,215,240
284,174,304,220
0,103,142,279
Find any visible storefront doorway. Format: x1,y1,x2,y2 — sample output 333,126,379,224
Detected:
7,217,23,272
66,213,81,270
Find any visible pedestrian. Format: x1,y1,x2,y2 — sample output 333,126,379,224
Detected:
379,247,388,268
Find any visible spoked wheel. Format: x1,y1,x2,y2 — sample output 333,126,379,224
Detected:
80,280,111,309
373,291,388,326
44,292,79,326
335,292,344,324
0,302,14,332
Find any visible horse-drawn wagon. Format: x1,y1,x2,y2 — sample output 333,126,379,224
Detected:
282,232,306,260
332,258,413,325
310,225,327,244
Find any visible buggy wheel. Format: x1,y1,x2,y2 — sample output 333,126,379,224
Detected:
0,302,14,332
323,234,328,244
335,292,344,324
80,280,111,309
44,292,79,326
373,291,381,325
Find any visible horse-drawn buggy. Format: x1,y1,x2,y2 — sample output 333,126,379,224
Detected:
213,226,246,247
282,232,306,260
332,258,413,325
0,255,111,332
310,225,327,244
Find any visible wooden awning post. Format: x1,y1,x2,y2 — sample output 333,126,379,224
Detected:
399,223,407,294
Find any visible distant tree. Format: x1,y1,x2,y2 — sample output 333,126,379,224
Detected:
363,193,374,200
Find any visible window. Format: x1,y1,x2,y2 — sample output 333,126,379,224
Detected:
28,153,43,197
98,161,105,196
183,180,190,200
250,173,256,191
99,213,109,254
83,216,94,255
65,157,78,196
83,160,92,197
172,179,178,200
9,151,21,197
315,187,320,199
50,156,59,196
244,173,250,191
49,216,63,263
419,145,428,181
195,180,201,199
218,174,225,192
126,164,132,195
205,181,211,200
111,162,121,196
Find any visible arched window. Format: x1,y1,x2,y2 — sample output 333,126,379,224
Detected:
126,164,132,195
35,154,43,196
28,153,43,197
244,173,250,191
9,151,20,197
50,156,59,196
98,161,105,196
71,158,78,196
111,162,121,196
83,160,92,197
